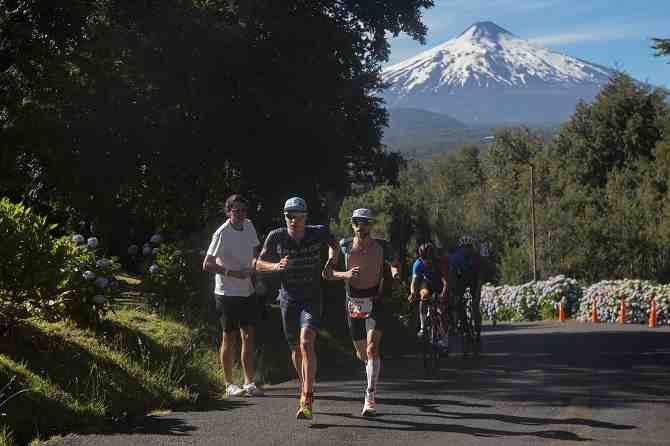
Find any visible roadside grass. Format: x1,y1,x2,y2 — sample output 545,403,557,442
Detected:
0,308,227,446
0,278,414,446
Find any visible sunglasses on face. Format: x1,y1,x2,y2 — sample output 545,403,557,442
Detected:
284,213,306,221
352,218,371,226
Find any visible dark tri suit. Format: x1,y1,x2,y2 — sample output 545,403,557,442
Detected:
260,225,336,346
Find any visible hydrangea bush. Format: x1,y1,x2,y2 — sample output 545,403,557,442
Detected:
32,234,123,326
138,234,210,319
576,279,669,325
481,275,582,322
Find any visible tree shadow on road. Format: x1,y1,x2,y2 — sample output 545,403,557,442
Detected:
382,325,670,409
310,412,592,441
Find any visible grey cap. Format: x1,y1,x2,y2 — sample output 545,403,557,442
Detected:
284,197,307,212
351,208,373,220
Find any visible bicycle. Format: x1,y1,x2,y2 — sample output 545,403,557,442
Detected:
455,287,478,356
421,293,446,375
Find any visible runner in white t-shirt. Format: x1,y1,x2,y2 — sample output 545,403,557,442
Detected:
203,194,262,397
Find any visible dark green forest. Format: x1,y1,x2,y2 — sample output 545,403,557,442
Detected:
2,2,670,285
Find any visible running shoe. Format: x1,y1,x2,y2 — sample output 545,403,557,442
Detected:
296,393,313,420
361,395,377,417
225,383,245,397
417,328,425,338
243,382,264,397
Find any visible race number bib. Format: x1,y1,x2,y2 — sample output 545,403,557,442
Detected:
347,297,373,319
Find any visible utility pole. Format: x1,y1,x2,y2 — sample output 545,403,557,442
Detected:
529,163,537,281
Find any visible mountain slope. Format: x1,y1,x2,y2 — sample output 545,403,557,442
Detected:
382,21,616,124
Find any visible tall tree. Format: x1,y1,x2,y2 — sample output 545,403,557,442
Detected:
1,1,434,247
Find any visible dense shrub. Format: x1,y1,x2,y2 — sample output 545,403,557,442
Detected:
0,198,66,324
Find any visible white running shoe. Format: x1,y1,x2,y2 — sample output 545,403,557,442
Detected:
417,329,425,338
243,383,264,397
226,383,246,397
361,396,377,417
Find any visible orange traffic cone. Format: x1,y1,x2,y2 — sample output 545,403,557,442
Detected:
558,301,566,322
618,295,626,324
591,303,598,323
649,296,657,328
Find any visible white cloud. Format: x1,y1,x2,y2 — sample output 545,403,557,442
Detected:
528,27,642,46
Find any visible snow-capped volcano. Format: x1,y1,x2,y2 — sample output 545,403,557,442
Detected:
382,21,616,124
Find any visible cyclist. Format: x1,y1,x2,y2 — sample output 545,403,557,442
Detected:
447,235,483,349
324,208,400,417
408,242,447,348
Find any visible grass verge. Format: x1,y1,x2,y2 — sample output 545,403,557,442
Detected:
0,309,225,446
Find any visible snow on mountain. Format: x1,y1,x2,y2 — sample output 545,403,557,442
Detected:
382,21,617,124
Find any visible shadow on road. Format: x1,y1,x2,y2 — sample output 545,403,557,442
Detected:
380,323,670,409
310,412,592,442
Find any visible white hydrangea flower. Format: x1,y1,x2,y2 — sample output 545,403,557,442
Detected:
150,234,163,244
149,264,160,274
142,245,153,256
83,271,96,280
87,237,99,249
96,259,112,268
72,234,85,244
95,277,109,288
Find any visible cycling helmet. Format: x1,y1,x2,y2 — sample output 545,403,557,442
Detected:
458,235,476,248
417,242,435,259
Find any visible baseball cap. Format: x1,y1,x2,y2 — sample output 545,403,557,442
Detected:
283,197,307,212
351,208,373,221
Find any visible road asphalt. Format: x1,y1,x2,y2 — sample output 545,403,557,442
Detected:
48,321,670,446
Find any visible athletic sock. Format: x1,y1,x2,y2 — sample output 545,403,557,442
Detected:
366,358,380,396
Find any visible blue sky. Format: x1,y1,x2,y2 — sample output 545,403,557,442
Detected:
385,0,670,88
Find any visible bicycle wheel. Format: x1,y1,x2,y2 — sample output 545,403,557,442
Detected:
429,314,441,374
422,317,433,374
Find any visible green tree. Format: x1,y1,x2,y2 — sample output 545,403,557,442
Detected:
1,1,434,250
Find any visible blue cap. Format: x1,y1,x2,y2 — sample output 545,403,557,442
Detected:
284,197,307,212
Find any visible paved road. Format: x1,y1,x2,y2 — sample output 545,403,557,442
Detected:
49,321,670,446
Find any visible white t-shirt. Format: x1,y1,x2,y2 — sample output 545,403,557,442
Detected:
206,219,260,296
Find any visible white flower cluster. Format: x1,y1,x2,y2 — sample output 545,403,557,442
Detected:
576,279,670,325
481,275,582,321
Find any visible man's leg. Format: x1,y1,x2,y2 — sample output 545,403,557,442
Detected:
362,327,382,416
299,326,317,398
280,302,303,395
216,296,245,396
239,326,256,385
221,330,240,385
418,288,430,336
472,288,482,343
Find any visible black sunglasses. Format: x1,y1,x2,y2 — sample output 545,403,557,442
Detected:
284,213,306,221
352,218,371,226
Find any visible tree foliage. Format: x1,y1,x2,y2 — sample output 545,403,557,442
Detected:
1,0,433,249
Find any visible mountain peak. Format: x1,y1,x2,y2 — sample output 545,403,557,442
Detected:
458,21,514,42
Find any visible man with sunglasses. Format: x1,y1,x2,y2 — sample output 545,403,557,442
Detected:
203,194,263,397
324,208,400,416
255,196,339,420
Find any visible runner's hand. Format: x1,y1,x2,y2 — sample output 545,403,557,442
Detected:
346,266,360,280
275,256,289,272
